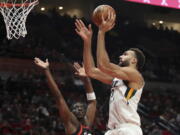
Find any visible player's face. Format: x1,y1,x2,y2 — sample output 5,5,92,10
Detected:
72,102,85,119
119,50,135,67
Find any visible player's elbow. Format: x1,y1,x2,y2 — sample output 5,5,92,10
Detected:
98,64,104,71
85,68,98,79
85,68,95,78
97,61,104,69
98,60,111,69
87,72,96,79
85,69,92,76
98,62,109,73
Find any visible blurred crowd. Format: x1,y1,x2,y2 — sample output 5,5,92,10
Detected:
0,9,180,82
0,9,180,135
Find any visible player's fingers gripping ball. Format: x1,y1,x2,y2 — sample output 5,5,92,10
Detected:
92,5,116,26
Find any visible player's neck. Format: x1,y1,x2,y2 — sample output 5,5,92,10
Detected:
79,118,85,124
129,63,137,70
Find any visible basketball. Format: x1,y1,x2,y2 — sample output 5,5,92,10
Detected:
92,5,116,26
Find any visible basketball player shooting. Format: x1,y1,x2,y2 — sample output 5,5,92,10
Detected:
34,58,96,135
75,9,145,135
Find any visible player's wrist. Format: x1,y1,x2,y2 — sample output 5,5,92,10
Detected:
83,39,92,45
98,29,106,34
82,76,90,81
86,92,96,101
44,67,50,71
79,76,88,81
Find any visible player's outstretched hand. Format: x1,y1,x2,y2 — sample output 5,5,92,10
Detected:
73,62,87,78
34,57,49,70
75,19,93,42
99,11,116,32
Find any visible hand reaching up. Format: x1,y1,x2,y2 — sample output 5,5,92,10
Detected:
73,62,87,78
75,19,93,42
34,57,49,70
99,11,116,33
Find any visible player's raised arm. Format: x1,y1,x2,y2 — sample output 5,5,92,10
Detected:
75,19,113,85
34,58,79,135
73,62,96,127
96,12,138,82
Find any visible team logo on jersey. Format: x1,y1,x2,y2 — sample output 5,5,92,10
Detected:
124,87,137,105
111,80,119,88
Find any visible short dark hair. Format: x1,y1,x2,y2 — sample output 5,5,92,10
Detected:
71,102,86,110
129,48,145,71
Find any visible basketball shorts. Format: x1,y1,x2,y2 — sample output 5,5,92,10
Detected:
105,123,143,135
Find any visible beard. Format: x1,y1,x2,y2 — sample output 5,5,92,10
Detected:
119,60,129,67
72,109,85,119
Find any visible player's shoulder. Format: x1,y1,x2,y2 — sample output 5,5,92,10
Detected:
121,67,144,87
120,66,138,73
121,67,142,78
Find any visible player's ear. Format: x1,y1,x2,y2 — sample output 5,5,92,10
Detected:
132,57,137,64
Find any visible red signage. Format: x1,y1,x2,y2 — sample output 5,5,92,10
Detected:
126,0,180,9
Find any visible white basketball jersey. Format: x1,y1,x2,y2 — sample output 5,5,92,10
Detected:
108,78,143,129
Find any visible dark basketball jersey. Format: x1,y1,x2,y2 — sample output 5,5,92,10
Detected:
72,125,93,135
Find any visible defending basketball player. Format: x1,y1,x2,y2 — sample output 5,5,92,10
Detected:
34,58,96,135
75,10,145,135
